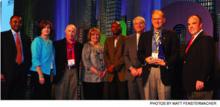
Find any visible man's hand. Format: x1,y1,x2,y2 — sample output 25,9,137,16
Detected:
196,80,204,91
39,76,45,85
155,58,166,66
36,66,45,85
130,67,138,77
90,66,98,74
1,74,5,80
145,56,155,64
137,67,143,76
107,65,114,73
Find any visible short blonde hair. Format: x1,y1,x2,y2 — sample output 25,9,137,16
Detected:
87,27,101,41
133,16,145,24
65,24,76,32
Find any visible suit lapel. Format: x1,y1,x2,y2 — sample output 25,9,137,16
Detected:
20,32,27,56
74,42,78,63
161,29,168,48
185,31,203,56
8,30,17,53
20,33,25,46
115,36,122,51
62,39,67,60
133,34,138,50
110,37,116,54
149,30,153,54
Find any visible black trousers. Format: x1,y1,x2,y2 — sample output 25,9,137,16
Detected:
186,91,213,100
104,80,128,100
214,89,220,99
3,64,27,99
31,72,52,99
83,82,104,100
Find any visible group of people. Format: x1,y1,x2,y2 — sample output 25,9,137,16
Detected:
1,10,217,100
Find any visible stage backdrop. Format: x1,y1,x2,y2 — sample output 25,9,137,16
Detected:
162,1,213,42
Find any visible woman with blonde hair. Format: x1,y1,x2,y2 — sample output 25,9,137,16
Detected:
82,27,106,99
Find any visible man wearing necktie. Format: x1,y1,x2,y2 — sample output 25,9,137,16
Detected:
182,15,215,99
1,15,31,99
53,24,82,99
138,10,180,99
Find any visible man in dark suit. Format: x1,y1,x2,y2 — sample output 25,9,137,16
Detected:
138,10,180,99
182,15,215,99
213,62,220,99
124,16,145,99
104,21,128,99
1,15,31,99
53,24,82,99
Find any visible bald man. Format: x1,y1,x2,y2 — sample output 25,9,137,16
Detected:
138,10,180,99
182,15,215,99
54,24,83,99
104,21,128,99
1,15,31,99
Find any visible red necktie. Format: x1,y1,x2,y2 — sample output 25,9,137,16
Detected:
185,36,194,54
15,33,23,64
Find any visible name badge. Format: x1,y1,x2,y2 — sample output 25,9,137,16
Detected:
68,59,75,66
151,52,158,59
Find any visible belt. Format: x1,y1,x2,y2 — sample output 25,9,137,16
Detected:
66,65,77,70
150,65,160,68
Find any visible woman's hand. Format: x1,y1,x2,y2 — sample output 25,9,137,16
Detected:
99,69,107,78
39,76,45,85
36,66,45,85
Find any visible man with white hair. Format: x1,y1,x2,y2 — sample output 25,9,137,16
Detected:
54,24,83,99
124,16,145,99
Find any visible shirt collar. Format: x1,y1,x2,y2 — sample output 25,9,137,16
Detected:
66,39,76,48
153,29,162,34
192,29,203,41
11,29,20,36
136,33,140,37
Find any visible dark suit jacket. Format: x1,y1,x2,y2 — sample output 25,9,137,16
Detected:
1,30,31,83
104,35,127,82
138,29,180,86
182,31,214,92
124,34,142,81
53,38,83,83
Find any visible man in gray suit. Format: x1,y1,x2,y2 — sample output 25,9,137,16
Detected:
124,16,146,99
